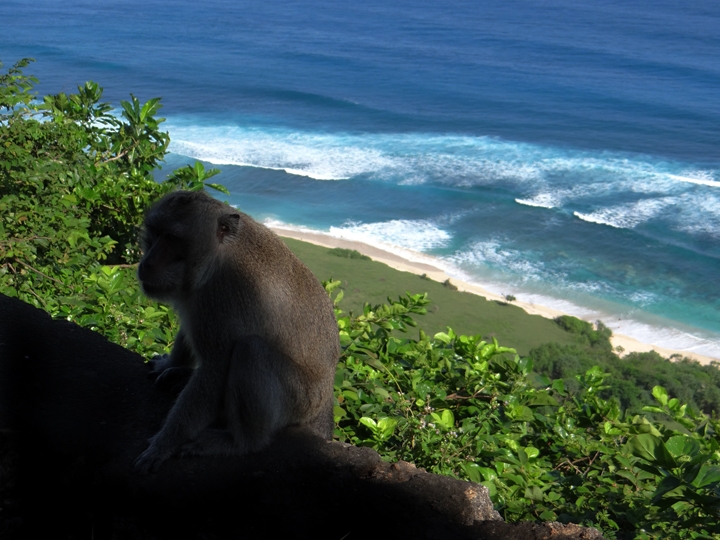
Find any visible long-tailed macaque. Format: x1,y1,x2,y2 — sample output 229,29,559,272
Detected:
134,190,340,474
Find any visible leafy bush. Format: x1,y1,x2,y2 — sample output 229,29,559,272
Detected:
0,58,224,357
443,278,458,290
531,337,720,416
327,247,371,260
327,285,720,538
555,315,613,350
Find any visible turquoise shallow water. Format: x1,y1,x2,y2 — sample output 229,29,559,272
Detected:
3,0,719,356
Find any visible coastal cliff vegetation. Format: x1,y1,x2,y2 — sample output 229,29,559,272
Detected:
2,59,720,539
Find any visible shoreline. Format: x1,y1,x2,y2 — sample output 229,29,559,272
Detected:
271,226,719,366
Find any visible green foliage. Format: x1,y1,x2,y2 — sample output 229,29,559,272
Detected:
166,161,228,194
555,315,613,350
0,58,224,356
326,247,371,260
326,286,720,538
531,340,720,416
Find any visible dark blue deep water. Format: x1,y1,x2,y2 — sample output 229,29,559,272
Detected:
3,0,719,356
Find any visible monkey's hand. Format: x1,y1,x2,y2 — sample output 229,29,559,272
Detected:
148,353,172,379
134,435,174,475
179,428,237,457
148,354,193,393
155,366,194,393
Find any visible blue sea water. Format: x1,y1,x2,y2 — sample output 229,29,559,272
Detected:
2,0,719,357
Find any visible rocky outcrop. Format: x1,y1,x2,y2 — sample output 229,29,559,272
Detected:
0,294,604,539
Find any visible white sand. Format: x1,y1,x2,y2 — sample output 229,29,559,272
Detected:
272,227,719,366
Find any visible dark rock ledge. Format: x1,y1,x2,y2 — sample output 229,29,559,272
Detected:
0,294,604,539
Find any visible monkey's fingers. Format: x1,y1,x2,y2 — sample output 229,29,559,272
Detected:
155,366,194,393
179,429,236,457
133,445,167,475
147,354,170,379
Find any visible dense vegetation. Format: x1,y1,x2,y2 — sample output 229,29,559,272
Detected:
331,291,720,538
530,317,720,416
2,59,720,539
326,247,371,260
0,58,226,358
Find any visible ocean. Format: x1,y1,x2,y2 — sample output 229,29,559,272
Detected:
3,0,719,357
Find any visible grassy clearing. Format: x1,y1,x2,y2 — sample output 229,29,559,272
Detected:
282,237,576,356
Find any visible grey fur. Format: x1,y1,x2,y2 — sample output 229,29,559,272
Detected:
134,190,340,474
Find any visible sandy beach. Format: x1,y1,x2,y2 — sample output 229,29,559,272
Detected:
272,226,719,366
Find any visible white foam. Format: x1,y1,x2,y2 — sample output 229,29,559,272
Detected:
169,130,395,181
449,274,720,359
262,218,322,235
668,171,720,188
435,252,720,358
671,193,720,237
166,118,719,201
605,318,720,359
328,219,452,253
166,119,720,244
167,117,720,242
573,197,676,229
446,240,551,284
515,193,560,209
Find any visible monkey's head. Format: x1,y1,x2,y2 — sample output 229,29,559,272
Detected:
138,190,241,303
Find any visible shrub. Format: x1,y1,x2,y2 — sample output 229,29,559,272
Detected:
443,278,458,290
0,58,225,357
327,247,371,260
328,285,720,538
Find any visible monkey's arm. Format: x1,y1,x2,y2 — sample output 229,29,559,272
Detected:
149,329,195,392
134,365,224,474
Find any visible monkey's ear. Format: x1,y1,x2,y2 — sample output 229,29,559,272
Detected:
217,214,240,243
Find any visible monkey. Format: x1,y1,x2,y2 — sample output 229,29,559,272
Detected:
133,190,340,474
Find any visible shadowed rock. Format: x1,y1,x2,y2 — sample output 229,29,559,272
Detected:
0,294,604,539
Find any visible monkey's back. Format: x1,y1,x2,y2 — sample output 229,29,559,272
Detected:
184,206,339,377
237,215,340,367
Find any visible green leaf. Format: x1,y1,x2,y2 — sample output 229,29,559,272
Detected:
651,476,683,503
461,463,483,483
359,417,377,430
627,434,676,469
652,385,669,407
524,486,544,501
665,435,700,458
692,465,720,488
506,404,534,422
205,182,230,194
525,391,559,407
376,417,398,439
430,409,455,430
